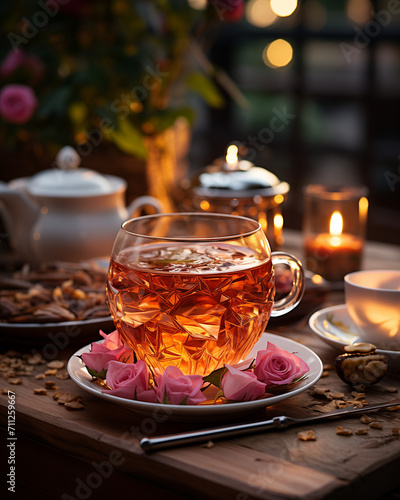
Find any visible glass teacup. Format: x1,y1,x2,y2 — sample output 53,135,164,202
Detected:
106,213,305,377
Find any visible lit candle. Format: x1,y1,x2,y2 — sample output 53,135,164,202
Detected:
304,211,363,281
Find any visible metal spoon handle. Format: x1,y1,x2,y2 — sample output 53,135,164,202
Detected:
140,398,400,452
140,416,290,452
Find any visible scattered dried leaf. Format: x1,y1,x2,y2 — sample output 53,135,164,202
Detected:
47,360,64,370
369,422,383,430
336,426,353,436
360,414,373,424
298,430,317,441
64,401,84,410
382,386,398,393
8,378,22,385
57,393,83,404
331,393,345,399
44,380,58,389
33,388,48,395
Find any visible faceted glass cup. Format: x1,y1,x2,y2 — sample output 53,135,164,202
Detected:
107,213,304,377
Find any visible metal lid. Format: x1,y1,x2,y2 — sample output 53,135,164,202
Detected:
189,151,290,199
28,147,115,197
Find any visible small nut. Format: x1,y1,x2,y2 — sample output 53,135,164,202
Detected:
344,343,376,354
355,428,369,435
392,428,400,436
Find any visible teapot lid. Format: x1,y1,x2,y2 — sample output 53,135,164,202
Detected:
28,147,115,196
189,149,290,199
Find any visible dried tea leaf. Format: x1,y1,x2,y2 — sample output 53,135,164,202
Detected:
336,426,353,436
298,430,317,441
8,378,22,385
33,388,48,395
47,360,65,370
64,401,84,410
44,380,58,389
360,414,373,424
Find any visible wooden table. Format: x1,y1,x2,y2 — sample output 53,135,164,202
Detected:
1,232,399,500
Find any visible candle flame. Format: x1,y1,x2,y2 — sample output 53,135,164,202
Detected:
226,145,239,168
329,211,343,247
329,211,343,236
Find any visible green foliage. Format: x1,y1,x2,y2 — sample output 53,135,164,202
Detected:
0,0,234,157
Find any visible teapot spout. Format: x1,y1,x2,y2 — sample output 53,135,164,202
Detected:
0,181,40,264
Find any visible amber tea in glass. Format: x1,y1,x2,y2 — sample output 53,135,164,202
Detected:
107,213,304,377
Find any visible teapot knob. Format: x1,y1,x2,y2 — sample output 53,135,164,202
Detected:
55,146,81,170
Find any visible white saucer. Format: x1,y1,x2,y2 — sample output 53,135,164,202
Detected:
309,304,400,370
67,333,323,421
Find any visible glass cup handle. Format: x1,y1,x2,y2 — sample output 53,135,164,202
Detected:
270,252,305,317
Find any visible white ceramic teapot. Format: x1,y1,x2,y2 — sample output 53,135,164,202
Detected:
0,147,163,266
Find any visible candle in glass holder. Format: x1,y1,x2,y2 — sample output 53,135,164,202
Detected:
303,185,368,282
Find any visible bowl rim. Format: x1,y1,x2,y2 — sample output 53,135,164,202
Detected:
344,269,400,292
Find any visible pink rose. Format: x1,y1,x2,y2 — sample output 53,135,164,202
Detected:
155,366,207,405
221,365,266,401
103,360,157,402
0,84,37,124
81,329,133,376
254,342,309,387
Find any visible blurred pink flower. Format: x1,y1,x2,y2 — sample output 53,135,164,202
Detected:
155,366,207,405
209,0,245,22
254,342,309,387
0,84,37,124
103,360,157,402
0,49,45,83
81,329,133,376
57,0,93,16
221,364,266,401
